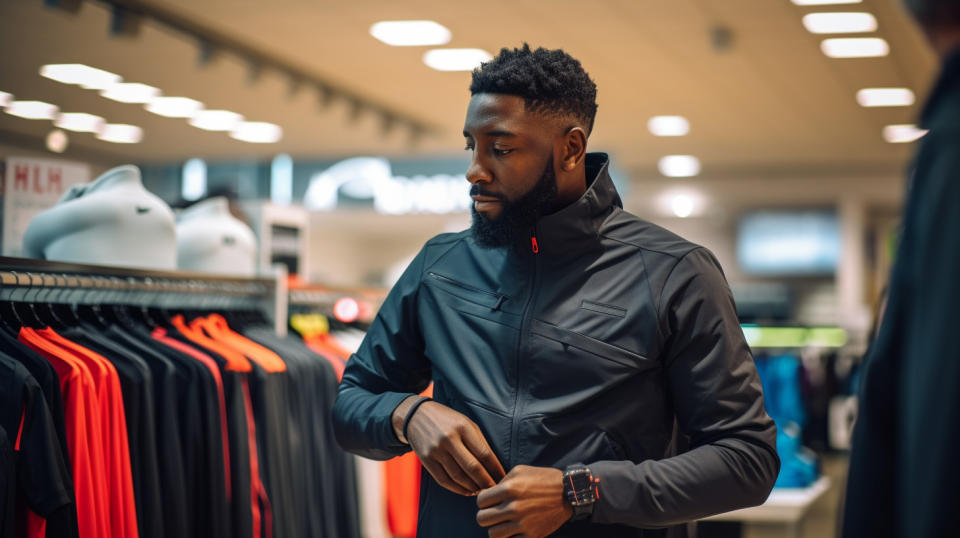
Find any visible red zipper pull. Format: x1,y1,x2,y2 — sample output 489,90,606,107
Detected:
531,234,539,254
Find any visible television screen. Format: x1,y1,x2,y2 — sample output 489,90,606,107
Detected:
737,210,839,275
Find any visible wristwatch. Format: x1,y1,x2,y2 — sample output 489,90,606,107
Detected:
562,464,598,521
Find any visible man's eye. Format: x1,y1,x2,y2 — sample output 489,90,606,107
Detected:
493,148,513,156
464,145,474,151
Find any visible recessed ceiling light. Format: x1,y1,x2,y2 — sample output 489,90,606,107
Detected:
659,155,701,178
821,37,889,58
792,0,861,4
370,20,452,46
882,124,927,143
46,129,68,153
4,100,59,120
146,96,203,118
648,115,690,137
423,48,492,71
101,82,161,104
0,91,12,108
230,121,282,143
55,112,105,133
97,123,143,144
671,195,694,218
39,64,121,90
189,110,244,131
802,12,877,34
856,88,915,107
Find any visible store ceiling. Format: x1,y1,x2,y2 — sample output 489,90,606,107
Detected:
0,0,938,179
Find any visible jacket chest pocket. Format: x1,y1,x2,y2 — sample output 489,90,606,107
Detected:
425,272,507,311
529,319,655,371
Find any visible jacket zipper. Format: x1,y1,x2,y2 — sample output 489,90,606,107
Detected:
510,226,541,466
426,272,506,310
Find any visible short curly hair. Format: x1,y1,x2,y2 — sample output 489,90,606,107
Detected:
470,44,598,134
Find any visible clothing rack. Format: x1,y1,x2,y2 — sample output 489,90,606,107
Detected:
0,256,287,336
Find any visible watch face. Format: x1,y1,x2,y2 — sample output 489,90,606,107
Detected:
565,468,597,506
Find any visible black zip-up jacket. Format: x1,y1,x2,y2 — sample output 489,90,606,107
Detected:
333,153,779,537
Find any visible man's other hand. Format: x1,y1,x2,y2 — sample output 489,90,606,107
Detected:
476,465,572,538
404,401,506,496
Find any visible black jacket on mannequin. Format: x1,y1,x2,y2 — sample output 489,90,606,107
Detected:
333,153,779,537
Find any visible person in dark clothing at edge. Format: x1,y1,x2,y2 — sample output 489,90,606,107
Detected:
332,44,779,538
843,2,960,537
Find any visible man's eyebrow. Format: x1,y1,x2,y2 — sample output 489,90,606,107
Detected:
462,129,517,138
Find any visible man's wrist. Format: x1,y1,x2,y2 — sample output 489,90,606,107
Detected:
391,394,423,444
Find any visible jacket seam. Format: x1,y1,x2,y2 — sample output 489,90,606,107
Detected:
656,247,704,349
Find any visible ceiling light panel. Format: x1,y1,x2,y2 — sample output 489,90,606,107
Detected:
0,91,12,108
370,20,451,46
189,110,245,131
423,48,492,71
882,124,927,143
671,195,694,218
5,100,59,120
146,96,203,118
648,116,690,137
101,82,161,103
802,12,877,34
821,37,889,58
40,64,121,89
792,0,861,4
230,122,283,143
658,155,701,178
856,88,915,107
55,112,105,133
97,124,143,144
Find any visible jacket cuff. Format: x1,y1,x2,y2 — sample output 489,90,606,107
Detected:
587,460,648,526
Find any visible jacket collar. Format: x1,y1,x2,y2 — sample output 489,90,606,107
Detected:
529,152,622,255
921,46,960,129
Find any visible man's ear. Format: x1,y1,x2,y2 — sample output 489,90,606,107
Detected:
560,127,587,171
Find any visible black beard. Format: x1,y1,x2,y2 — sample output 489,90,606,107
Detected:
470,156,558,249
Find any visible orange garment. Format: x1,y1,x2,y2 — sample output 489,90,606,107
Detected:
171,315,252,373
385,384,434,538
303,337,346,381
36,328,139,538
19,328,107,538
192,315,286,373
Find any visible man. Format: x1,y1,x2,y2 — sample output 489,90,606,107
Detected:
333,45,778,538
843,2,960,537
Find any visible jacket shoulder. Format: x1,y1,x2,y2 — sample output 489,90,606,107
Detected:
601,208,702,259
419,229,472,268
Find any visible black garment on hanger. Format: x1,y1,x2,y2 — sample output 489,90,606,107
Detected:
1,425,14,538
0,352,75,538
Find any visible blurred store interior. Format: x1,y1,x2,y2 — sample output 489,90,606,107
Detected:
0,1,939,537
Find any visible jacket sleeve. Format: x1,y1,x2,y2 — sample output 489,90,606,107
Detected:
332,247,433,460
589,247,779,527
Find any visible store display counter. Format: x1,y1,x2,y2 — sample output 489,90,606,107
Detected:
700,476,831,538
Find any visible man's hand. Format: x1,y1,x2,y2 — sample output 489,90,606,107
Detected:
476,465,572,538
401,400,506,496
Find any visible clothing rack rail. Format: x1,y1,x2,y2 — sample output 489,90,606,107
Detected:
0,256,286,335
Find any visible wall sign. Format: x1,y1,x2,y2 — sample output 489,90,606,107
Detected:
1,157,90,256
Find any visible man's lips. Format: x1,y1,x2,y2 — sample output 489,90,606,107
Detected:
472,195,502,212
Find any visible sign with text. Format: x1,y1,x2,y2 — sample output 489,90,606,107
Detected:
2,157,90,257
